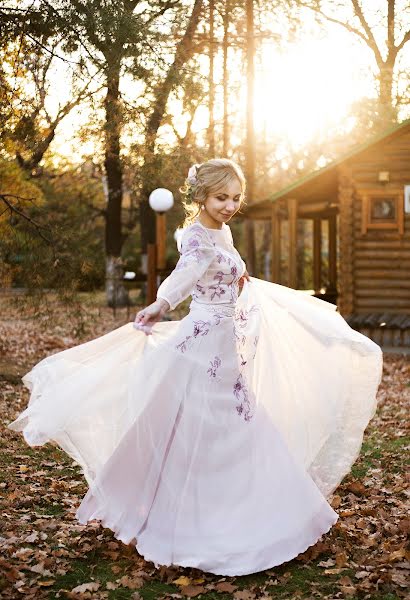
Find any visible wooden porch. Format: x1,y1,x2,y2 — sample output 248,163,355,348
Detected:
244,167,340,304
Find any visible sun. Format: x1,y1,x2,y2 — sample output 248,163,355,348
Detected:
252,32,374,146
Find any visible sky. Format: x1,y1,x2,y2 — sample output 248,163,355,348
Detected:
40,1,410,164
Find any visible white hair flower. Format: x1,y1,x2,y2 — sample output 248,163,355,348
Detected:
187,163,200,186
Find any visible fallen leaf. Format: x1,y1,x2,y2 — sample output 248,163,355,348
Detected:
71,581,100,593
181,585,206,597
216,581,238,593
173,576,192,586
318,558,336,568
234,590,256,600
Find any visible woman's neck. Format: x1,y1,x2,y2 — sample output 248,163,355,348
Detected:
196,214,223,230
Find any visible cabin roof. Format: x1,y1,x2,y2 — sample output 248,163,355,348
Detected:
246,118,410,210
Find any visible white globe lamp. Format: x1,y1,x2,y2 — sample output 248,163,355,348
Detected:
149,188,174,214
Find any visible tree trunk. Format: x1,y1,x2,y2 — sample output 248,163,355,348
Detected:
139,0,204,261
208,0,215,157
245,0,256,275
378,54,397,123
105,255,128,308
104,61,128,307
222,0,230,156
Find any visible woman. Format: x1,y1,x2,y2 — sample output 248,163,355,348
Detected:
8,158,383,576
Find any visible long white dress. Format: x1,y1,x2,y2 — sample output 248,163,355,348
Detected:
7,219,383,576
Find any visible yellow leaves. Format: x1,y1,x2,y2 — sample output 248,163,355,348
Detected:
173,576,192,586
0,159,44,215
173,576,207,597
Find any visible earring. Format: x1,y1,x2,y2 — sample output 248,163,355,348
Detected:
201,204,205,211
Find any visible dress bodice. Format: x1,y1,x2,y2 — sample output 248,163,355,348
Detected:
156,220,247,311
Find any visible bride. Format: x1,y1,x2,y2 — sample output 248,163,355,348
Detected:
8,158,383,576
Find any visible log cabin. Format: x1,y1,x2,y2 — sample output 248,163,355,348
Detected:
243,119,410,349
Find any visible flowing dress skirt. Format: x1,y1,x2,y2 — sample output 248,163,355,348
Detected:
7,277,383,576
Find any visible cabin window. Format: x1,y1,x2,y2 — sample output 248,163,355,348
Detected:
359,189,404,235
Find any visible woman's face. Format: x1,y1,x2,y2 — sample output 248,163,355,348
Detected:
203,177,242,227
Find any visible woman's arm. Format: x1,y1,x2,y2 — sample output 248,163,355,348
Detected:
134,224,215,332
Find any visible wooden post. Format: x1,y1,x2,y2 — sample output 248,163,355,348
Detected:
328,213,337,294
313,218,322,294
288,198,297,288
271,203,281,282
147,243,157,305
338,165,354,315
156,212,166,270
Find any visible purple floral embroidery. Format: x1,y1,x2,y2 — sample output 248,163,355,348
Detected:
235,306,260,348
193,320,211,337
231,304,261,421
239,353,247,366
209,270,227,300
176,337,192,353
216,250,232,265
175,256,191,271
233,374,253,422
175,228,208,270
189,224,206,235
175,317,217,353
194,283,206,297
207,355,221,378
234,305,259,332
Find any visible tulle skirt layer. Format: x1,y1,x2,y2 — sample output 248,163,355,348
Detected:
7,277,382,575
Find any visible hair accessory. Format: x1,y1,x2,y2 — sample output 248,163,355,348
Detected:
187,163,200,186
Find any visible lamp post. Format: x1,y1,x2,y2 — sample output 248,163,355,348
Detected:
147,188,174,304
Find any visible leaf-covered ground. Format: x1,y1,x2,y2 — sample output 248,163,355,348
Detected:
1,294,409,600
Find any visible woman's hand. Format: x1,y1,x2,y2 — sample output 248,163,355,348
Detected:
238,270,251,289
134,298,170,335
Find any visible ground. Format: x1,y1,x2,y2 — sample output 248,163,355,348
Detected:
0,293,409,600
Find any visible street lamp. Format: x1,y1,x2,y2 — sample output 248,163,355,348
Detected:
147,188,174,304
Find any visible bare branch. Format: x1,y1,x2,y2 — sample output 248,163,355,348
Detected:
396,29,410,54
0,193,54,246
350,0,383,66
299,2,369,43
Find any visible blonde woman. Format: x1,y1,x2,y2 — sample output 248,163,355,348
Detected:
8,158,383,576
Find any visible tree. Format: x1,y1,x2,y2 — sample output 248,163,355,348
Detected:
0,5,98,174
290,0,410,125
2,0,204,306
139,0,204,254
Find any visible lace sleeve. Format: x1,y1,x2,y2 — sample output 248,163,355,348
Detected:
156,224,215,311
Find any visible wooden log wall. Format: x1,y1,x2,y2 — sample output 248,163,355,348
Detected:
348,130,410,315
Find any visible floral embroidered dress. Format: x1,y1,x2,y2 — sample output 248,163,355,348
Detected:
7,219,383,576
